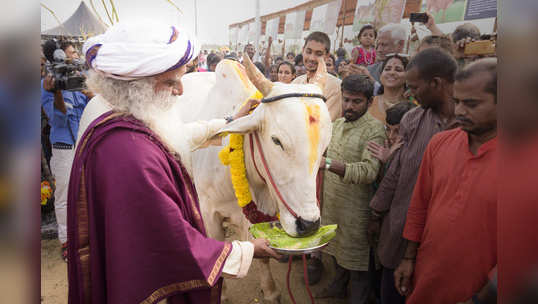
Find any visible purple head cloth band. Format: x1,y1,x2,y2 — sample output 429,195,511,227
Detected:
165,40,193,72
85,44,102,67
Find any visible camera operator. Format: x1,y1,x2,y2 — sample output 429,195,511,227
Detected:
41,40,92,261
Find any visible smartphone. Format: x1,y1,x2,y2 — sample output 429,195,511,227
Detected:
464,40,496,56
410,12,429,23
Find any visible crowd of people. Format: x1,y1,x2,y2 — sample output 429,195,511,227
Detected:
40,12,501,304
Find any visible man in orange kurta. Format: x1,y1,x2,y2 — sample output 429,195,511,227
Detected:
395,59,498,304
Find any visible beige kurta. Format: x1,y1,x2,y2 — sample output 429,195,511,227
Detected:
322,112,386,271
292,72,342,121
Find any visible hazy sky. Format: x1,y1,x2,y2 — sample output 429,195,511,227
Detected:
40,0,310,45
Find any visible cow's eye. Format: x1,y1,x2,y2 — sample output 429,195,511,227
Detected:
271,136,284,149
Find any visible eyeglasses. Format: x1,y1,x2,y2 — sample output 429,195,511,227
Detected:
385,53,410,58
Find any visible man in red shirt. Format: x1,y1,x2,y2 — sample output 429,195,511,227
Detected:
394,58,498,304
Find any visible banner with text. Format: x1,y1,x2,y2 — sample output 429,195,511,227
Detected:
238,24,249,47
374,0,406,27
284,10,306,40
248,22,257,44
266,17,279,43
325,0,343,35
352,0,376,32
284,12,297,40
310,3,328,32
464,0,497,20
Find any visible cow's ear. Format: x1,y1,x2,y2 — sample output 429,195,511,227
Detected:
216,109,261,135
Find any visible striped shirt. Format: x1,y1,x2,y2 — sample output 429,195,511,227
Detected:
370,106,458,269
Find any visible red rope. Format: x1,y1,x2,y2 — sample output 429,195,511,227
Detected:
287,256,296,304
249,134,266,183
286,255,315,304
253,132,299,218
303,254,315,304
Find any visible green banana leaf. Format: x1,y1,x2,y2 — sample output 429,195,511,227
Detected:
249,222,337,249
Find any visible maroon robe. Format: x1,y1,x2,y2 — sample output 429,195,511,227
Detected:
67,112,231,304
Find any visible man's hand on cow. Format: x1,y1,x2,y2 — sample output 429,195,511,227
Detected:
251,238,282,260
233,99,260,120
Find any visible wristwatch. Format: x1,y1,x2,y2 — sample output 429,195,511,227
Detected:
325,158,332,170
225,116,234,124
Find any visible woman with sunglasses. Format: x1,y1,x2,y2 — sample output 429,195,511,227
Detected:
368,54,410,124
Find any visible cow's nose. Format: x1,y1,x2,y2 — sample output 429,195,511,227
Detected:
296,217,320,237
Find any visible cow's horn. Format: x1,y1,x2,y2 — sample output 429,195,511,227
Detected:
243,53,273,96
311,57,327,90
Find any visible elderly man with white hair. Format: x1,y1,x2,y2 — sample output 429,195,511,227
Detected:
367,23,408,82
66,22,280,304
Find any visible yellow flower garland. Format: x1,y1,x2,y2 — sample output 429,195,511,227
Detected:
219,91,263,208
219,133,252,207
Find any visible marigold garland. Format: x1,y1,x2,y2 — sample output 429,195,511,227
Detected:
41,181,53,206
219,133,252,207
219,91,263,208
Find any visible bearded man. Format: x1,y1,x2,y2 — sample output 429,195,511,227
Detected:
67,22,279,304
315,75,386,303
395,58,498,304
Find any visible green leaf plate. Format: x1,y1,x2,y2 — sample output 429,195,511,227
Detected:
249,221,337,255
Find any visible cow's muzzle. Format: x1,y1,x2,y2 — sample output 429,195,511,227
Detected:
295,217,320,237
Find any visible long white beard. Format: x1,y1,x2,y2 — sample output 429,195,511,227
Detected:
128,89,193,175
86,71,195,175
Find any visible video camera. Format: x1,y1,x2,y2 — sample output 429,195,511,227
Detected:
44,40,87,91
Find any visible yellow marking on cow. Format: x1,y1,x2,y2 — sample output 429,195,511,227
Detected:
232,62,252,91
303,102,321,174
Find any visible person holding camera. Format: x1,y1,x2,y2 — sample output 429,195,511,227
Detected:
41,40,92,261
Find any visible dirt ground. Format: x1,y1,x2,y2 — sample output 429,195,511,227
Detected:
41,239,349,304
41,240,69,304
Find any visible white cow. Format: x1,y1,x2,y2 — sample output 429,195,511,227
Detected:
177,57,332,302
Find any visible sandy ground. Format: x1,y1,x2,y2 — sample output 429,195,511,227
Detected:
41,239,351,304
41,240,68,304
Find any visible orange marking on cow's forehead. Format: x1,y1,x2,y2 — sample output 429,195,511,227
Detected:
232,61,251,90
303,102,321,174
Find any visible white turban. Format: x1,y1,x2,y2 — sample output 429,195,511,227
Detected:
83,21,199,80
